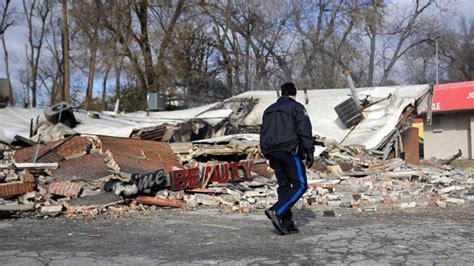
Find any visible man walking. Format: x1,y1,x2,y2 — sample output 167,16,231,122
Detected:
260,82,314,235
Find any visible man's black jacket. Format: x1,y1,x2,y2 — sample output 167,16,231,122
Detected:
260,96,315,157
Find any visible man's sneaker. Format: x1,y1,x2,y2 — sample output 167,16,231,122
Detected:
264,209,287,235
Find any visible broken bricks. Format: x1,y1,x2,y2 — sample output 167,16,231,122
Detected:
1,118,474,220
48,181,82,198
0,182,36,198
19,170,35,183
40,205,63,216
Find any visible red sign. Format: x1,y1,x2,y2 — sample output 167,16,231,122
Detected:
431,81,474,113
170,160,254,191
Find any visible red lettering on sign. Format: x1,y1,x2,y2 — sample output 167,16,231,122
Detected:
169,160,256,190
432,102,441,111
210,164,227,183
187,167,202,189
240,160,254,180
228,162,240,181
204,165,214,181
209,165,219,183
220,163,230,183
171,169,187,190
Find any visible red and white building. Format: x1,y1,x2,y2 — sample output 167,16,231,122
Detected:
423,81,474,159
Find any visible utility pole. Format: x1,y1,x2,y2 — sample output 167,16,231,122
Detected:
61,0,70,102
435,36,440,85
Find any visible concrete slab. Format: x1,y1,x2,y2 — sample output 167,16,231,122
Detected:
66,192,123,207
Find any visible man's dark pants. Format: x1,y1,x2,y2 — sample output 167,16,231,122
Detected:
266,150,308,229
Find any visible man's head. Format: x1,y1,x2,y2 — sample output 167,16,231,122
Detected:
281,82,296,96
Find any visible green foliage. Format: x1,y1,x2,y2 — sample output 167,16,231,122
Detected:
175,72,232,107
120,86,146,112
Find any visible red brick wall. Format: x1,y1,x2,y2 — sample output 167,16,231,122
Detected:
50,153,110,181
402,127,420,166
49,181,82,197
0,183,35,198
14,136,90,163
98,136,181,174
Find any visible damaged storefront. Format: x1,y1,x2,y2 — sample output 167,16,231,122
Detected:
0,84,473,218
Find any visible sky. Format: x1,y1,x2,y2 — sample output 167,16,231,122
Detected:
0,0,473,106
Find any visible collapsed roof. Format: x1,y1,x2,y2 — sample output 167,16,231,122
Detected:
232,84,430,149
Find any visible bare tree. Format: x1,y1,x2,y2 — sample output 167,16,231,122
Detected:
363,0,385,87
403,41,437,84
151,0,185,92
100,0,186,101
35,2,65,106
96,1,130,103
86,1,100,110
201,1,246,93
238,1,296,88
291,0,361,88
71,0,101,110
8,0,459,112
0,0,15,104
130,0,155,95
101,62,111,110
23,0,52,107
445,19,474,81
378,0,437,85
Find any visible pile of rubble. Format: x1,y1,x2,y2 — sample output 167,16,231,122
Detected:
1,128,472,219
5,83,472,219
305,140,474,212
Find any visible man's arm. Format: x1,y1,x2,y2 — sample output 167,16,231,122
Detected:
294,104,315,154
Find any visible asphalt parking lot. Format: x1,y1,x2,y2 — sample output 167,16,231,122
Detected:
1,205,473,265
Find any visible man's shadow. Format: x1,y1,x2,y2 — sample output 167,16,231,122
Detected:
294,208,317,227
